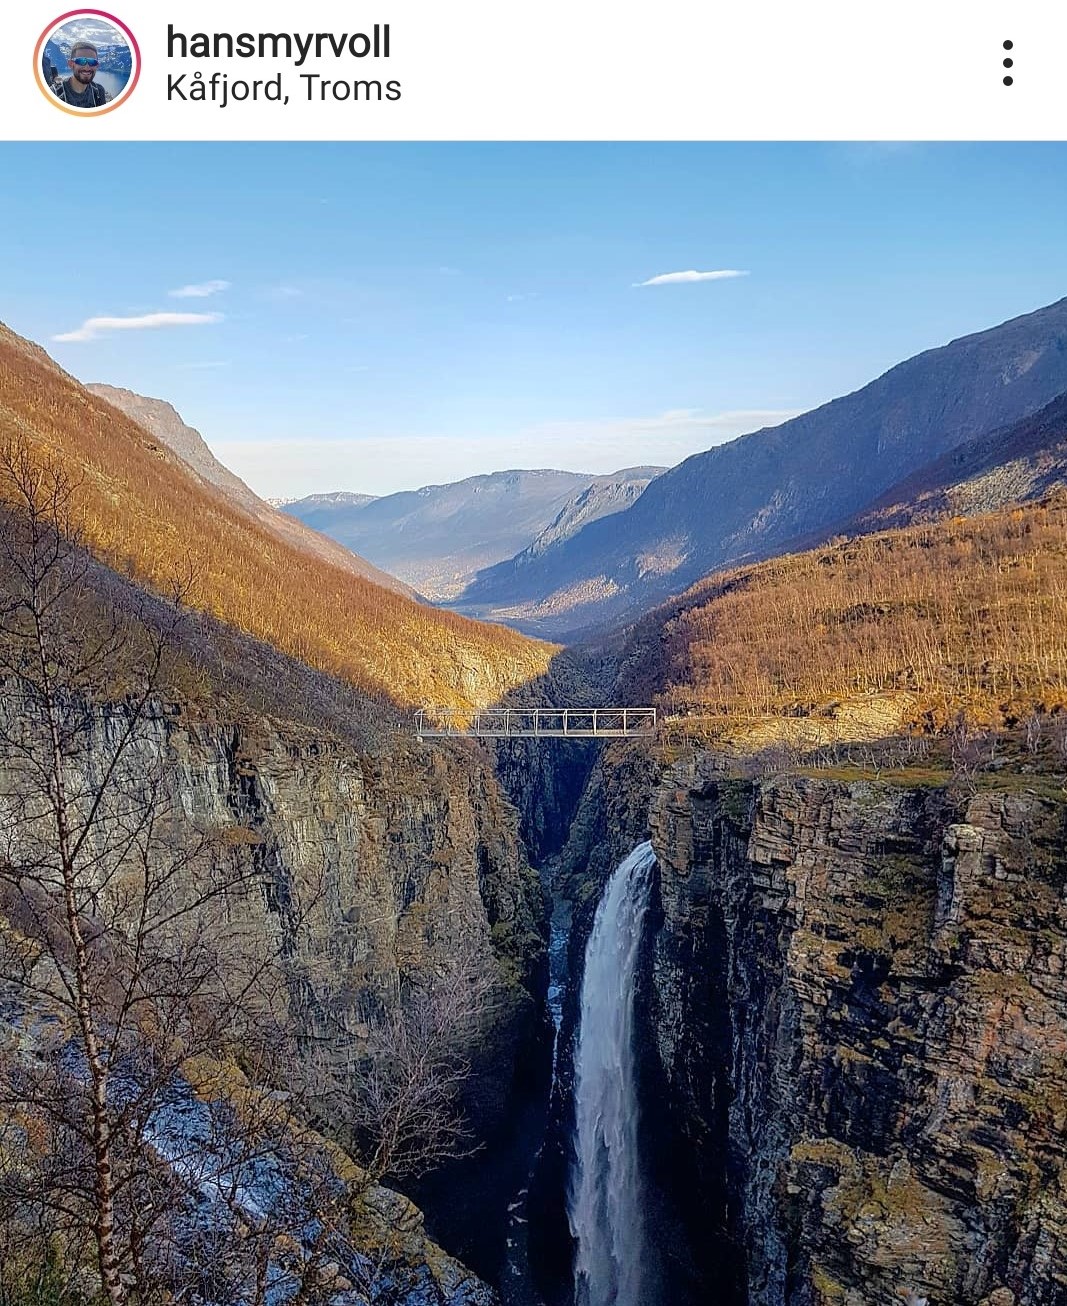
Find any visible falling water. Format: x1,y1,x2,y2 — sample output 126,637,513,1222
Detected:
568,841,657,1306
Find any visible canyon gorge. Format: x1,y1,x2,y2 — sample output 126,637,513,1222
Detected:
1,297,1066,1306
65,703,1060,1306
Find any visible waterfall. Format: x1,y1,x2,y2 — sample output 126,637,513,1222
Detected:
568,840,657,1306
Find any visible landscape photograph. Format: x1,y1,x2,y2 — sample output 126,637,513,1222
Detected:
0,141,1065,1306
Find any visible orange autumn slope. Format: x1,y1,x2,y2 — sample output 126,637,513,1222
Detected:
0,322,557,710
620,493,1067,727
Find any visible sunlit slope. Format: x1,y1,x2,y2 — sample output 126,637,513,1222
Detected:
621,493,1067,726
86,383,422,601
0,322,557,708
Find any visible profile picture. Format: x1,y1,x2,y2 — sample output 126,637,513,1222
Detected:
35,11,140,115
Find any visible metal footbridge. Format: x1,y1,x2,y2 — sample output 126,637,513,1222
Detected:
414,707,657,739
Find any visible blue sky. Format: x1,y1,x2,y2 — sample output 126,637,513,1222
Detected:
3,142,1067,497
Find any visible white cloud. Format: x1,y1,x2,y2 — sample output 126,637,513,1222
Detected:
51,16,129,50
211,407,800,499
169,279,231,299
53,312,223,343
634,269,749,287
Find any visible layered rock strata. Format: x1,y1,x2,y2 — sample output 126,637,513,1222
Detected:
648,758,1067,1306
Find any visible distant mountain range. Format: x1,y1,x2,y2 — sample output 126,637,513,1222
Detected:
46,294,1067,659
454,296,1067,638
281,467,663,601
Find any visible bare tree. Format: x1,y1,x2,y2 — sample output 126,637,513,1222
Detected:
1053,713,1067,790
0,441,499,1302
349,952,495,1183
1024,709,1044,756
294,944,496,1189
948,710,983,794
0,441,295,1302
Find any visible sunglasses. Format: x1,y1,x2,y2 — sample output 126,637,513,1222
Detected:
72,57,99,67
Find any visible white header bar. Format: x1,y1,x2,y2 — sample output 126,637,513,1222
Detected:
5,0,1064,141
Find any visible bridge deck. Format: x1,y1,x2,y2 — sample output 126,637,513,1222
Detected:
415,707,656,738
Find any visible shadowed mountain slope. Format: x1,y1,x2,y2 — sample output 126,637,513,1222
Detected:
845,386,1067,532
461,297,1067,637
0,321,556,709
284,467,663,601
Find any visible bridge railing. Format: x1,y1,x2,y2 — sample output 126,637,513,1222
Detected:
414,707,657,738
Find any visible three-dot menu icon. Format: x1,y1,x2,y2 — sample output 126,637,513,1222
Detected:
1003,40,1013,86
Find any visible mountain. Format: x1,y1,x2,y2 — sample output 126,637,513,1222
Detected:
277,490,378,510
513,467,662,558
461,296,1067,637
0,321,556,709
845,386,1067,533
283,467,663,601
88,385,417,599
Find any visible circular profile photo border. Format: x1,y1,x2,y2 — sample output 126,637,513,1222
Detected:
34,9,141,116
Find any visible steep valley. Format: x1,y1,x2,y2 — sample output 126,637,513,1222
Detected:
3,502,1065,1305
12,679,1062,1306
2,309,1067,1306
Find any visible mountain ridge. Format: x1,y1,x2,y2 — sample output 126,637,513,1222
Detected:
283,465,664,601
847,385,1067,531
459,296,1067,636
87,384,419,600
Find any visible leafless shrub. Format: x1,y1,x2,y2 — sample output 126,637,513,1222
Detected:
295,943,496,1189
351,953,494,1183
949,711,983,794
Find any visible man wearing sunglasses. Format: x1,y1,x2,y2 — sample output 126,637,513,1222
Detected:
51,41,110,108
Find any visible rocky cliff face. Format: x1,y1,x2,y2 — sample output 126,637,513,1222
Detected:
647,756,1067,1306
171,707,545,1132
0,692,546,1303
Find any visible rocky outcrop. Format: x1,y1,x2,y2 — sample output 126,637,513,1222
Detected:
647,756,1067,1306
849,390,1067,534
3,697,540,1042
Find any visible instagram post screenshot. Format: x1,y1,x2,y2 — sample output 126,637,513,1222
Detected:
0,3,1066,1306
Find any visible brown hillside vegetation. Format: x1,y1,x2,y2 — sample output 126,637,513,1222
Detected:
0,322,556,709
622,494,1067,727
